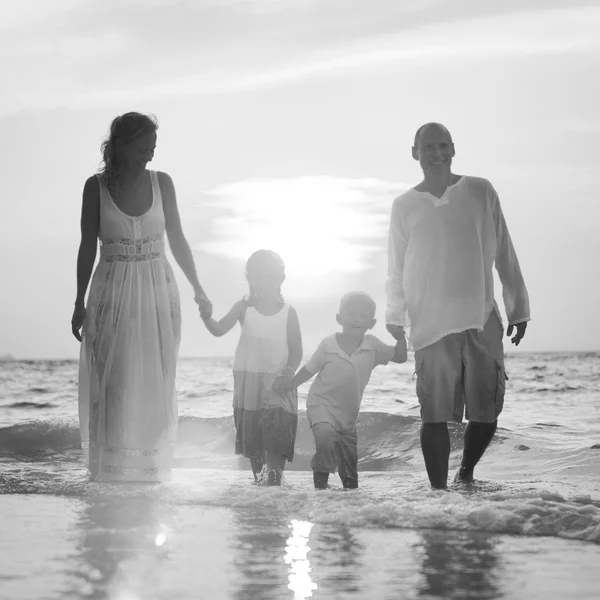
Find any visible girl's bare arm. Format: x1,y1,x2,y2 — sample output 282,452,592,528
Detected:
202,299,246,337
284,306,303,373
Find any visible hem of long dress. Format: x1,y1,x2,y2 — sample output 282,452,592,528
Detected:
91,465,172,483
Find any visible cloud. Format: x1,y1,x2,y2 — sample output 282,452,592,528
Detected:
2,4,598,115
0,0,86,29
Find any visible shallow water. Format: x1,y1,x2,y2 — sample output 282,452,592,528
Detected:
1,353,600,599
2,473,600,600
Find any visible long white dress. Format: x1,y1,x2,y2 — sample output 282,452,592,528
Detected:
78,171,181,482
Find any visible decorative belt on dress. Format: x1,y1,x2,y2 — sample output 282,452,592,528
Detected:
100,235,165,263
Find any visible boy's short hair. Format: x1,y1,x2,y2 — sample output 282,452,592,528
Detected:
339,291,377,315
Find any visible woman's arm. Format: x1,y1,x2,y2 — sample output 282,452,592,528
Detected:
159,171,207,301
71,176,100,341
202,299,246,337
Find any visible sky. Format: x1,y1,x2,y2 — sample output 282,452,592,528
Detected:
1,0,599,359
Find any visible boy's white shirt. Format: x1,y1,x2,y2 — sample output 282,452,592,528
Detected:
385,176,530,351
304,333,395,433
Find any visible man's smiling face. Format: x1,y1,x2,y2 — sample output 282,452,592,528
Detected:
412,124,455,177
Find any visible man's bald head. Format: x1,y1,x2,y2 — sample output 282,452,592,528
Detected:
413,122,453,148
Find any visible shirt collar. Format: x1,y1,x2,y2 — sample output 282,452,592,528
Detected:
324,334,376,358
413,176,465,207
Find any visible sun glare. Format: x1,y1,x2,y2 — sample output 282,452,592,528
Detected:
284,519,317,599
200,176,406,298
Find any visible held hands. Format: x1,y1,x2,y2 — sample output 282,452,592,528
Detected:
507,321,527,346
385,325,406,345
272,368,295,394
194,291,213,321
386,324,406,342
387,325,408,363
394,336,408,363
71,302,86,342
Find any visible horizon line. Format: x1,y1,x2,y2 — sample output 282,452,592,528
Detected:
2,349,599,362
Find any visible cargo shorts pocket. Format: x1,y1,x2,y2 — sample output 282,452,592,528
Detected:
495,361,508,415
414,354,427,405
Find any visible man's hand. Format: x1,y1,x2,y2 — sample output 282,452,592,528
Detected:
386,324,405,341
393,336,408,363
507,321,527,346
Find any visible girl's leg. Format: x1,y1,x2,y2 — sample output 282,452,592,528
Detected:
263,407,296,486
265,452,286,485
250,455,265,481
234,406,265,481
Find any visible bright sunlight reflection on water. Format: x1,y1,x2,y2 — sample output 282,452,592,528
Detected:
285,519,318,599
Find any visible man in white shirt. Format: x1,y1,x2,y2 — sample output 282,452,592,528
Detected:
386,122,530,489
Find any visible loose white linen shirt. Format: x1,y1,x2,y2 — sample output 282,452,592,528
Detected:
385,176,530,352
305,334,395,433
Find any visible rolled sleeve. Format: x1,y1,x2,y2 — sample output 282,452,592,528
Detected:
385,198,408,326
491,186,531,325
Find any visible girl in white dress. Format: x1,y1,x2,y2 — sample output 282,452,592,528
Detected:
201,250,303,485
71,112,211,482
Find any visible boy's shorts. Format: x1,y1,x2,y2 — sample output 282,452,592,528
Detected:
414,310,508,424
311,422,358,480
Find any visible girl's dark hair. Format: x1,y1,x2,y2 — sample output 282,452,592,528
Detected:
245,250,286,306
99,112,158,183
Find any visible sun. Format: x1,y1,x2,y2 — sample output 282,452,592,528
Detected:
200,176,404,298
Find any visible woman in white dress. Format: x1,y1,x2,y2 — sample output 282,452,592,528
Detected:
71,112,211,482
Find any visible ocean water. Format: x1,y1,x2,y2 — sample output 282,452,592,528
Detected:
1,352,599,600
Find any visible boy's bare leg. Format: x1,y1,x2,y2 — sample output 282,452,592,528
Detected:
313,471,329,489
338,432,358,489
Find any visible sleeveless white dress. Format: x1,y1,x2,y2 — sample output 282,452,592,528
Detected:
232,304,298,461
78,171,181,482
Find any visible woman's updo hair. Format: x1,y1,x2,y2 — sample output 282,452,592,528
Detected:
245,250,286,305
100,112,158,183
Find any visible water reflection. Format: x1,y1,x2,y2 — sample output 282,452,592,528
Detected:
284,520,317,599
309,524,365,595
415,529,503,599
62,493,173,600
231,509,291,600
53,489,504,599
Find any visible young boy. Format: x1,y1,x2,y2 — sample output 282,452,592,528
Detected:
280,291,407,489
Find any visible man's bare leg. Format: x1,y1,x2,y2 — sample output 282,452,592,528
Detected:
455,420,497,483
420,422,450,489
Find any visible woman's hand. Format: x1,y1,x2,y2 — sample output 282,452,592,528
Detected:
195,291,213,321
71,302,86,342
